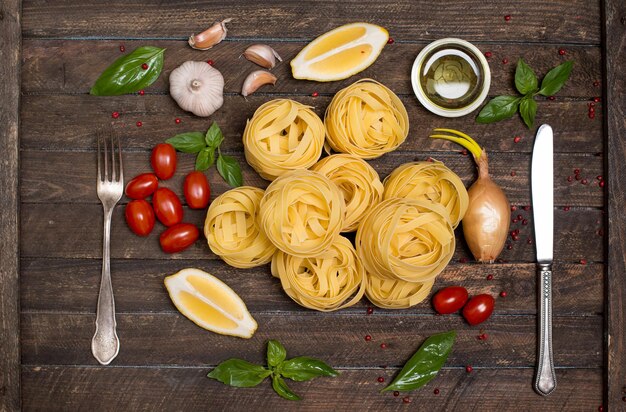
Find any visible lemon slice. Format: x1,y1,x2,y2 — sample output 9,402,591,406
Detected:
291,22,389,82
164,268,257,339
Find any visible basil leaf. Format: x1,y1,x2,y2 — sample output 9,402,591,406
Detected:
217,155,243,187
90,46,165,96
267,340,287,368
207,359,271,388
281,356,339,382
196,147,215,171
514,58,538,95
476,95,521,124
519,97,538,129
382,330,456,392
538,60,574,97
205,122,225,149
272,375,301,401
166,132,206,153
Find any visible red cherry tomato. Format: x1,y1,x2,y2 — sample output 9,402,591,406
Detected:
432,286,469,314
125,173,158,199
152,188,183,227
151,143,177,180
125,199,155,236
183,171,211,209
159,223,199,253
462,294,495,326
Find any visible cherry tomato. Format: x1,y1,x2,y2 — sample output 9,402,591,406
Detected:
183,171,211,209
152,188,183,226
125,173,158,199
125,199,155,236
160,223,199,253
151,143,177,180
462,294,495,326
432,286,469,314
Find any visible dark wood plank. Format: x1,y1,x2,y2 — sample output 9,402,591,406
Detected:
20,95,604,154
0,0,21,410
21,366,603,411
20,150,605,207
604,0,626,409
20,259,604,315
21,0,601,44
21,40,602,98
19,203,604,262
20,313,601,367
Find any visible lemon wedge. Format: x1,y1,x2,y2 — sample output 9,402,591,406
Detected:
291,22,389,82
164,268,257,339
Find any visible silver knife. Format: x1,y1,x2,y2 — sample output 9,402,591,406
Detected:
532,124,556,395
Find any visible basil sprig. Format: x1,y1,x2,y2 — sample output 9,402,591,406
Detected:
382,330,456,393
207,339,339,401
90,46,165,96
166,122,243,187
477,59,573,129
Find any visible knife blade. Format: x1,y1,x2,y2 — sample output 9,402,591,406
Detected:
531,124,556,396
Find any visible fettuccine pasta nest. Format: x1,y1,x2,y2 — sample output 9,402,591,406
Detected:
310,154,384,232
365,275,435,309
204,186,276,268
324,79,409,159
356,198,455,284
271,236,366,311
243,99,325,180
258,169,345,257
383,161,469,228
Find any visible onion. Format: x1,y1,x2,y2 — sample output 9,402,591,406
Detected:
430,129,511,263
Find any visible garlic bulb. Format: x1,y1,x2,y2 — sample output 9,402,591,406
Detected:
169,61,224,117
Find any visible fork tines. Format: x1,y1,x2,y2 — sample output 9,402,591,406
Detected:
97,130,123,183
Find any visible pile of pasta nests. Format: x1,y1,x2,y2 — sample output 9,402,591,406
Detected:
204,79,469,311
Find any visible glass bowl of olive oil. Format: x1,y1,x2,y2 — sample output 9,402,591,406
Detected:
411,38,491,117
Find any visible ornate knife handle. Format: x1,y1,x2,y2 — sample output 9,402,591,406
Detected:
534,263,556,395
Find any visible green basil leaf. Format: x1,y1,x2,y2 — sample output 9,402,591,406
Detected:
519,96,538,129
205,122,225,149
382,330,456,392
217,155,243,187
267,340,287,368
476,96,521,124
166,132,206,153
207,359,271,388
514,58,538,95
281,356,339,382
538,60,574,97
196,147,215,171
90,46,165,96
271,375,301,401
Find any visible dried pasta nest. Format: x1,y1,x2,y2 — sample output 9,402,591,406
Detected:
243,99,325,180
324,79,409,159
356,197,455,284
204,186,276,268
383,161,469,228
271,236,366,311
310,154,384,232
258,169,345,257
365,275,435,309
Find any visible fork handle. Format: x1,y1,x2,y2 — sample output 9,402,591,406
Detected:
91,207,120,365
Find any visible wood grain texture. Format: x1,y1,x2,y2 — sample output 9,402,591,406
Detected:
20,94,604,154
21,366,602,412
21,40,602,97
20,312,601,368
0,0,21,410
604,0,626,409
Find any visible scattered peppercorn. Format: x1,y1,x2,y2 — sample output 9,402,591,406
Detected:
484,51,492,58
580,259,588,265
175,118,181,124
111,111,120,119
593,81,600,87
141,63,148,70
593,97,601,103
207,60,214,66
393,391,400,397
365,335,372,342
312,91,319,97
403,397,411,404
377,376,385,383
513,136,521,143
567,176,573,182
510,171,516,176
119,45,125,52
574,168,581,174
522,219,528,225
563,206,570,211
136,121,142,127
507,244,513,250
502,58,509,64
511,205,517,212
367,307,374,315
387,38,395,44
523,205,531,211
380,343,387,349
461,149,468,156
558,48,566,55
527,238,533,245
459,257,468,263
434,388,440,395
138,90,145,96
548,96,556,101
500,291,508,297
581,178,589,185
504,15,511,21
486,274,494,280
599,180,605,188
465,365,473,373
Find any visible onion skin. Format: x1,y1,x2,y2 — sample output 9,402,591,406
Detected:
462,152,511,263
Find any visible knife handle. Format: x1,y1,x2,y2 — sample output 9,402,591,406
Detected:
534,263,557,395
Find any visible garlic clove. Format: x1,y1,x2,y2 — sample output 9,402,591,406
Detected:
243,44,283,69
189,18,233,50
241,70,277,97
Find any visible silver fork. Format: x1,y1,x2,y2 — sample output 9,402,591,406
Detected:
92,130,123,365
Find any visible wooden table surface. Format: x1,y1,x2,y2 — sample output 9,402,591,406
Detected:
2,0,625,410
